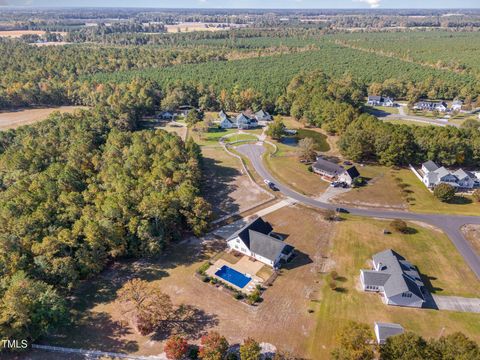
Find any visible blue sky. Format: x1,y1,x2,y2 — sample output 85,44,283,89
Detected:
1,1,479,9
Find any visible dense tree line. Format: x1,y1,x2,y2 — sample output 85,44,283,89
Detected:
0,108,210,344
338,114,480,166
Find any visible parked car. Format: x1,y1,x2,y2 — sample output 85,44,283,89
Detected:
269,182,278,191
336,208,349,214
343,161,353,166
330,182,340,187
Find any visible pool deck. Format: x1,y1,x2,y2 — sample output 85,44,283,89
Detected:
206,256,265,294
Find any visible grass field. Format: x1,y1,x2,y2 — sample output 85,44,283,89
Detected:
224,133,258,143
461,225,480,258
333,166,407,209
383,119,434,127
309,217,480,359
0,106,87,130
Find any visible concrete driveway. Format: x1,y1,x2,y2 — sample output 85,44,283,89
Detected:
433,295,480,313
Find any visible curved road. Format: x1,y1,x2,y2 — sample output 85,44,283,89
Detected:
236,143,480,279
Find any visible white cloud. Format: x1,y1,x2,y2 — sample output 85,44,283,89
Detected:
355,0,382,8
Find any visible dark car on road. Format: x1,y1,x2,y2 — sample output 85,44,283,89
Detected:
336,207,350,214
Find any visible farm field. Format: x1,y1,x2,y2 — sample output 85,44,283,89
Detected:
0,106,87,130
309,217,480,359
0,30,46,37
41,204,334,358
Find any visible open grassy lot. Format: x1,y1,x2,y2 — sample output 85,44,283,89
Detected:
0,106,87,130
333,166,407,209
224,133,258,143
42,205,334,358
265,155,329,196
201,146,271,218
189,125,236,146
383,119,434,127
309,217,480,359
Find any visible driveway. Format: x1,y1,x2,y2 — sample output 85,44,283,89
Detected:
433,295,480,313
374,105,457,127
236,143,480,279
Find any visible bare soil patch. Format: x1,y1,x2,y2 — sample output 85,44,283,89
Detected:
0,106,87,130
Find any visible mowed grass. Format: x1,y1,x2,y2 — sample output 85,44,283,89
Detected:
190,126,237,146
399,169,480,215
264,155,329,196
224,133,258,143
309,217,480,359
383,119,435,127
333,166,407,209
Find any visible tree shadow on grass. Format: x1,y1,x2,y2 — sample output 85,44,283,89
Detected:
48,311,139,354
151,305,219,341
448,196,473,205
201,156,241,218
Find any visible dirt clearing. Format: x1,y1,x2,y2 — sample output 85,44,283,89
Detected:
0,106,87,130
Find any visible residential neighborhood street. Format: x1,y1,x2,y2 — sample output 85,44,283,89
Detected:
236,143,480,279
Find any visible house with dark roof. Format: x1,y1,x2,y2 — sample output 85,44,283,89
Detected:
374,322,404,344
360,249,427,308
367,95,395,107
227,217,295,268
312,157,360,185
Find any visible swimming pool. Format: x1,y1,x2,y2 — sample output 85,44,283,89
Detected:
215,265,251,289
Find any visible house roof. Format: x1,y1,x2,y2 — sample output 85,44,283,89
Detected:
236,113,253,123
219,110,228,119
368,249,425,301
345,166,360,179
375,322,404,343
368,95,382,101
228,217,294,263
249,230,291,262
255,110,270,118
362,270,391,287
422,160,439,172
229,217,273,248
434,166,451,179
452,169,471,180
312,158,345,176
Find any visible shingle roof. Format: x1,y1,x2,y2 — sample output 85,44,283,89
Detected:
434,166,451,179
312,158,345,176
452,169,471,180
249,230,289,262
229,217,273,248
422,160,439,173
362,270,391,287
375,322,404,343
368,249,425,301
346,166,360,179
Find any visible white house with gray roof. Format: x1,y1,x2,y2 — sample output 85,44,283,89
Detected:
227,217,295,268
360,249,426,308
374,322,404,344
421,160,477,189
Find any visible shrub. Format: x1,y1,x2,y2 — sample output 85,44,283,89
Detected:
330,271,338,280
434,183,456,202
247,289,262,304
240,338,262,360
324,209,337,221
390,219,408,233
473,189,480,202
233,292,243,300
329,281,337,290
164,335,189,360
197,261,211,275
202,276,210,283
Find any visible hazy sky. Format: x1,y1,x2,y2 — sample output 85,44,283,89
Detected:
1,0,479,9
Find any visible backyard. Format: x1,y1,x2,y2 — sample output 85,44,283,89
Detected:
40,204,335,358
309,217,480,359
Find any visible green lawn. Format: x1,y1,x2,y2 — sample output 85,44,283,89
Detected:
309,217,480,359
399,169,480,215
191,127,236,146
294,129,330,152
224,133,258,143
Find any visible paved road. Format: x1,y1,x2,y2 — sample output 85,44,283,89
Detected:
370,105,458,127
236,143,480,279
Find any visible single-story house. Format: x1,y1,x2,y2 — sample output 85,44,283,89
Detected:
255,110,273,121
414,101,448,112
360,249,426,308
312,157,360,185
158,111,174,120
451,100,463,112
367,95,395,107
421,160,476,189
227,217,295,268
177,105,195,116
374,322,404,345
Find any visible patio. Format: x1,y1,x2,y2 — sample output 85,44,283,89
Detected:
206,255,266,294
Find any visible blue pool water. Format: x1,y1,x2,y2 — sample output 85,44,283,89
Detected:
215,265,251,288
